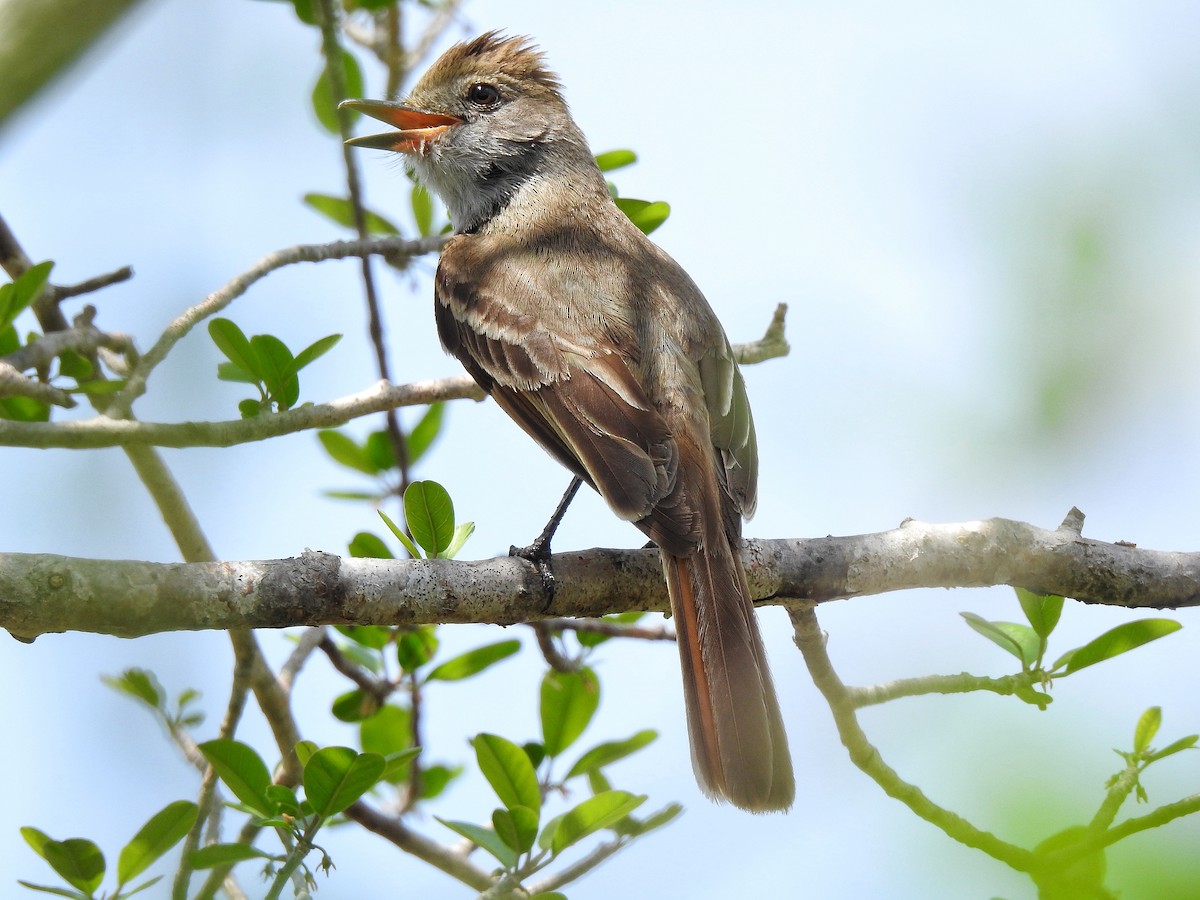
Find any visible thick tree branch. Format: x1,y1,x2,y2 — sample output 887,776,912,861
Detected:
2,514,1197,642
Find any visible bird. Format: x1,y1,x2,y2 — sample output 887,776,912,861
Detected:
343,31,794,812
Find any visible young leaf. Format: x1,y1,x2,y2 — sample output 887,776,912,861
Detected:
594,149,637,172
436,818,517,869
474,733,542,814
960,612,1039,668
1134,706,1162,755
1057,619,1182,674
248,334,296,408
208,319,260,380
303,746,386,817
290,333,342,375
550,791,645,854
1015,587,1064,639
237,398,261,419
116,800,198,886
378,509,422,560
566,729,658,778
102,668,164,711
380,748,422,783
443,522,475,559
197,739,274,817
541,667,601,757
613,198,670,235
426,640,520,682
492,806,538,855
302,193,399,235
404,480,455,557
1146,734,1199,764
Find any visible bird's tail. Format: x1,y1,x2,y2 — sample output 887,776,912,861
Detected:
663,539,794,812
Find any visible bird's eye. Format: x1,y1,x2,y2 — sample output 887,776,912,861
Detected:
466,82,502,108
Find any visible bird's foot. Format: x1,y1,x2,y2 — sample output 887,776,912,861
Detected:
510,535,557,607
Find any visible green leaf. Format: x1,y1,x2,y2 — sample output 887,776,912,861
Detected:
436,818,517,869
492,806,538,855
188,843,273,869
21,826,53,858
265,784,301,817
102,668,164,711
359,704,412,757
363,431,396,473
116,800,198,885
1134,706,1162,754
1058,619,1182,674
197,739,274,817
303,746,386,817
71,379,125,396
58,349,92,381
380,748,421,783
551,791,645,854
1015,587,1064,639
348,531,394,559
216,362,256,385
960,612,1039,668
208,319,260,380
378,509,422,559
332,688,380,722
426,640,520,682
294,740,318,767
15,881,89,898
474,733,542,814
0,260,53,331
1146,734,1199,764
411,183,435,237
318,430,375,474
407,403,445,464
303,193,399,235
404,480,455,557
632,802,683,836
0,394,51,422
566,729,658,778
541,667,600,757
312,50,364,133
395,626,439,672
237,398,262,419
594,149,637,172
290,333,342,376
418,763,461,800
43,838,105,895
249,333,296,408
613,198,670,235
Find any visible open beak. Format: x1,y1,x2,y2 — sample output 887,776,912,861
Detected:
340,99,462,154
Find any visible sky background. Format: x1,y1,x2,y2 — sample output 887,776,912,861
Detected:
2,1,1200,897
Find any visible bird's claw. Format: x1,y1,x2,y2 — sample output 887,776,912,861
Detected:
510,539,557,607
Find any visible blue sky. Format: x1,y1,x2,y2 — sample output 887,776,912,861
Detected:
2,2,1200,897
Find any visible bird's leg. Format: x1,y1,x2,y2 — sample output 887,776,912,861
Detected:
510,476,583,601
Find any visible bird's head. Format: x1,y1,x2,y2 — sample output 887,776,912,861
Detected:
343,31,592,232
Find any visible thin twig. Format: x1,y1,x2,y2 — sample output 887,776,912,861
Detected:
790,603,1037,872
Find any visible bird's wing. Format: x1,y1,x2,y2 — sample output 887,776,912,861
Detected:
435,236,699,554
698,342,758,520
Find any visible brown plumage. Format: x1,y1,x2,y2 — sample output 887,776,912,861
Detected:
344,32,794,811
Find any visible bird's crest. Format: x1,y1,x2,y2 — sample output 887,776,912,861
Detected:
421,31,562,95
